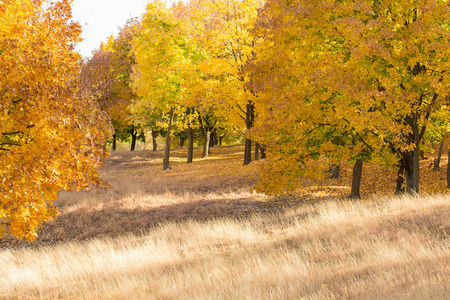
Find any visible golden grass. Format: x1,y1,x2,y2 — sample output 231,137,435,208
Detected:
1,195,449,299
0,145,449,299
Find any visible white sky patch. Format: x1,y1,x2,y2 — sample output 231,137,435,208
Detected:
71,0,148,58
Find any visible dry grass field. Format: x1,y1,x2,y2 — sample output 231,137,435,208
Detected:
0,145,449,299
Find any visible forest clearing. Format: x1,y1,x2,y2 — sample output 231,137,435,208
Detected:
0,145,449,299
2,0,450,298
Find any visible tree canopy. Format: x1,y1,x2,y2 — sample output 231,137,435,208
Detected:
0,0,110,240
248,0,450,195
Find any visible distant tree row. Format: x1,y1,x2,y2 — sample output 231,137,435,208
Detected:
83,0,450,198
81,0,266,171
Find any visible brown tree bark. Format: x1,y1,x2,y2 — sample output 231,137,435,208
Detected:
433,140,444,171
404,147,420,194
163,107,175,170
130,130,137,151
112,133,117,151
213,130,219,146
395,158,406,195
244,103,254,165
260,144,267,159
244,139,252,165
209,127,217,148
187,108,194,164
254,142,260,161
402,114,420,194
349,159,363,199
219,133,226,146
180,135,186,148
151,130,158,151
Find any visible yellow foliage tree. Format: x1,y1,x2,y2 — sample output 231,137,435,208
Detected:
187,0,262,165
132,0,195,170
249,0,450,196
0,0,110,240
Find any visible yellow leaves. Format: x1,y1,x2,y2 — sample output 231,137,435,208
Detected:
81,21,138,133
0,224,6,239
132,4,188,109
0,21,9,35
243,0,450,196
198,59,236,77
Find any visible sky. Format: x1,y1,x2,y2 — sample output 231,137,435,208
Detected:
71,0,149,58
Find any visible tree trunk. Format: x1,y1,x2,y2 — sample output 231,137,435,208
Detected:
403,116,420,194
244,103,254,165
219,134,226,146
151,130,158,151
395,158,406,195
180,135,186,148
209,128,216,148
349,159,363,199
433,141,444,171
112,133,117,151
187,108,194,164
254,142,260,161
447,149,450,188
404,149,420,194
203,130,211,158
187,127,194,163
163,107,175,170
329,163,340,179
130,130,137,151
244,139,252,165
214,131,219,146
260,144,267,159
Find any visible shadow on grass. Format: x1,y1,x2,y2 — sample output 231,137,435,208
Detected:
0,191,323,249
2,192,449,300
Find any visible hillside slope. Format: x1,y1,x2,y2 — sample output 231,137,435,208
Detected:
0,145,449,299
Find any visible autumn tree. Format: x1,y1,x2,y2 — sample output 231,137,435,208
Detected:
0,0,110,240
330,0,450,194
128,100,166,151
110,19,143,151
187,0,262,165
80,46,121,148
180,55,235,159
132,1,189,169
133,1,224,167
81,20,141,151
249,0,450,196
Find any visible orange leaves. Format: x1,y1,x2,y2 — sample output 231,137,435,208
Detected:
0,0,109,240
80,22,137,134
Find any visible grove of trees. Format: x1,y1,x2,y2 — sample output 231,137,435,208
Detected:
2,0,450,240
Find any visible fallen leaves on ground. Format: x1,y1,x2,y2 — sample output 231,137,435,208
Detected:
0,144,448,249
